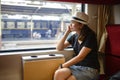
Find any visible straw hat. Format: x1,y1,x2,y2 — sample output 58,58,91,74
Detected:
71,12,89,24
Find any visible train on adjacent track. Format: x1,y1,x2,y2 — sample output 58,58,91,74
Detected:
2,18,70,40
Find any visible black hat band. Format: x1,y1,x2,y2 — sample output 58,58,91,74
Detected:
72,17,86,22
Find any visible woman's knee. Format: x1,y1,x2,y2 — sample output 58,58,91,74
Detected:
67,75,76,80
54,69,66,80
54,69,63,76
54,68,72,80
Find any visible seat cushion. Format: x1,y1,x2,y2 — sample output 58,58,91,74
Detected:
106,25,120,57
105,55,120,76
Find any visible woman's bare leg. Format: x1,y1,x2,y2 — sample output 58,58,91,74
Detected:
67,75,76,80
54,68,72,80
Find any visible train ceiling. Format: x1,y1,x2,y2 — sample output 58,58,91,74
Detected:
47,0,120,5
1,4,71,15
1,0,120,16
1,0,73,16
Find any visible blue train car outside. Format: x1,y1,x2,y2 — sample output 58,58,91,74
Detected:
2,18,69,40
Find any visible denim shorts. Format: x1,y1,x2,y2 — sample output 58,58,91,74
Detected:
69,65,99,80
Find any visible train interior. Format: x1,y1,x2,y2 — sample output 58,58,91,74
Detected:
0,0,120,80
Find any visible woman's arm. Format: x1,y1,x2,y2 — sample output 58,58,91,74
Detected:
62,47,91,68
56,26,71,51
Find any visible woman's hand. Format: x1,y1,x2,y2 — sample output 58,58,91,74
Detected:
66,25,72,34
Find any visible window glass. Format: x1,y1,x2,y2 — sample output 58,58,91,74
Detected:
0,0,86,51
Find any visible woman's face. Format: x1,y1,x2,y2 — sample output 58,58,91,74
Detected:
70,21,83,32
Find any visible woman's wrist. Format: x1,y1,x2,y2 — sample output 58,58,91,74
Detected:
65,30,71,34
64,31,70,37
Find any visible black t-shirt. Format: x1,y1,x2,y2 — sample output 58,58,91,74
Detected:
67,26,100,70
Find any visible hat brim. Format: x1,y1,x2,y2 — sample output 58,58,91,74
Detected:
71,18,88,25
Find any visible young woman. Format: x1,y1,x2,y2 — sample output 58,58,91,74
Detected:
54,12,100,80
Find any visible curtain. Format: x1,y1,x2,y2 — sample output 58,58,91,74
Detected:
97,5,111,54
96,5,112,75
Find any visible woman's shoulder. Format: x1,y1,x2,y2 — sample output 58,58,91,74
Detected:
86,28,97,40
86,26,96,36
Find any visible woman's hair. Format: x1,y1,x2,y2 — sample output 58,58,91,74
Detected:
78,25,92,41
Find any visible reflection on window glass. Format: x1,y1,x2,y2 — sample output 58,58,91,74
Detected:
1,0,86,50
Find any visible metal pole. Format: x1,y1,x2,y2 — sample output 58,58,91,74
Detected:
81,4,85,12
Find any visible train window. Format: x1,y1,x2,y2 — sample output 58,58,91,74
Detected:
0,0,87,51
7,22,15,29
